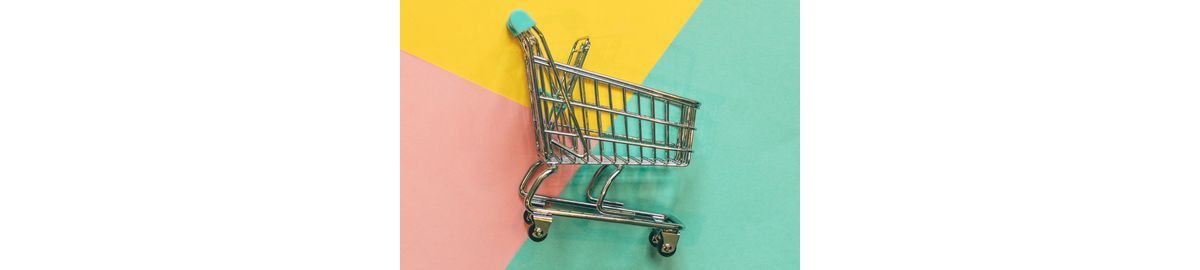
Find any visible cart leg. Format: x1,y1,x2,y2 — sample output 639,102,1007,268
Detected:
518,160,552,225
522,164,557,211
521,161,557,242
518,160,545,200
585,165,625,207
593,165,631,216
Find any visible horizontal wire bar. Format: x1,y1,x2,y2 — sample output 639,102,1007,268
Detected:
541,122,686,148
530,56,701,107
538,96,696,129
542,129,692,152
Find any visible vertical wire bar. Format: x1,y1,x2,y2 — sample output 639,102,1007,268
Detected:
676,102,686,162
636,90,644,162
665,100,673,162
677,104,687,164
652,96,662,162
663,100,670,163
691,105,697,163
583,76,593,163
677,105,686,164
676,101,686,162
578,74,590,163
624,85,633,164
534,57,549,161
612,83,620,162
682,105,690,163
593,78,603,163
523,38,545,162
550,69,565,162
642,93,650,162
565,73,576,158
542,65,555,162
581,77,588,163
605,81,616,163
630,88,638,163
546,67,559,162
666,100,674,162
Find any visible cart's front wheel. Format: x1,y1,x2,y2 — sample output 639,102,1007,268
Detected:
523,210,533,225
527,224,547,242
526,213,552,242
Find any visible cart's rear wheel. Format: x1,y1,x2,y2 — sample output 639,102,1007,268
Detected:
527,224,547,242
655,229,679,257
523,210,533,225
649,229,662,247
658,242,676,257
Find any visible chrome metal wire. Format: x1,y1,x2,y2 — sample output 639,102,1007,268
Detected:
516,29,700,167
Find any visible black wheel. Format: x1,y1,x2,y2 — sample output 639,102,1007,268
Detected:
527,224,547,242
523,210,533,225
658,243,676,257
648,229,662,247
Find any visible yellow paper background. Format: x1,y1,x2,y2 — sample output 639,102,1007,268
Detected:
401,0,702,107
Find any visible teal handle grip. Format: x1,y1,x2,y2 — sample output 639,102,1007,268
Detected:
507,9,536,36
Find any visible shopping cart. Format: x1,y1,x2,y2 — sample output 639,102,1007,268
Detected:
508,9,700,257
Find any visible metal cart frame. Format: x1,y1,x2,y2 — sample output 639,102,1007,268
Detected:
508,9,700,257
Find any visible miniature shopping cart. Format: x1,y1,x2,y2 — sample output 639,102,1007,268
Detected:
508,10,700,257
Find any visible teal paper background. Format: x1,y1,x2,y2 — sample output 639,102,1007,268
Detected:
508,0,799,268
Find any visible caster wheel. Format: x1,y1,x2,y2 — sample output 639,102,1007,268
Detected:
523,210,533,225
658,243,676,257
527,224,548,242
649,229,662,247
654,230,679,257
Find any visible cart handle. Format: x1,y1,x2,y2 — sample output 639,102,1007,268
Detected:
509,9,591,158
507,9,536,37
